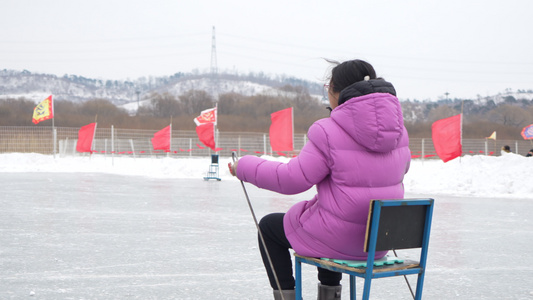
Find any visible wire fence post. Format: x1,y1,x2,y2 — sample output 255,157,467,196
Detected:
263,134,267,155
53,127,57,159
421,138,425,160
111,125,114,166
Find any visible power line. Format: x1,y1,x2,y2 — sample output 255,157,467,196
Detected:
217,32,533,66
3,30,532,68
0,32,210,44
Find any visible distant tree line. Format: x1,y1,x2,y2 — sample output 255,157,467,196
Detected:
0,85,329,133
1,86,532,140
402,97,533,139
132,84,330,132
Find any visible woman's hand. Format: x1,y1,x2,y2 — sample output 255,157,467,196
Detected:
228,161,238,176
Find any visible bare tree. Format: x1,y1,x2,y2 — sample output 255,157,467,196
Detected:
488,104,530,127
149,93,181,118
427,105,460,123
179,90,214,115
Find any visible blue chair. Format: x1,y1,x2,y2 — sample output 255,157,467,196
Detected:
203,154,221,181
295,198,435,300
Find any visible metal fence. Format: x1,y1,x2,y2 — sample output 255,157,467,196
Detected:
1,126,532,158
409,137,533,158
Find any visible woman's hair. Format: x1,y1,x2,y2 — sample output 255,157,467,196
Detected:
326,59,377,94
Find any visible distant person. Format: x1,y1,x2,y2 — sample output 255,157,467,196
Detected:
501,145,511,154
229,59,410,300
526,149,533,157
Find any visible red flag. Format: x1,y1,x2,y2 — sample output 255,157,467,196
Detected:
269,107,293,151
194,107,217,126
151,125,171,151
196,123,216,151
432,114,462,162
32,95,54,124
76,123,97,153
194,107,217,150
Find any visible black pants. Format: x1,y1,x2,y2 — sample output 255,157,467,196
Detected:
258,213,342,290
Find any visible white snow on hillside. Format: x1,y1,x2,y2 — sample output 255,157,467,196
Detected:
0,70,324,109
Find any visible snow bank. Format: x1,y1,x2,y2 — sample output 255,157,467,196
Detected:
1,153,531,199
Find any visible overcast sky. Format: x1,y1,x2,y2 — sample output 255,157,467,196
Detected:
2,0,532,101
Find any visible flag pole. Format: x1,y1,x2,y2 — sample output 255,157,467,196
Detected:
52,95,55,129
52,94,56,158
215,102,218,150
493,132,496,156
93,115,98,156
291,107,294,153
460,100,464,162
169,116,173,157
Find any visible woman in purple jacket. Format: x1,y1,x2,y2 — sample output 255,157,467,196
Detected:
229,59,411,300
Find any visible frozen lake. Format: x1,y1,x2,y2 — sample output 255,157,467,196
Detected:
1,173,532,299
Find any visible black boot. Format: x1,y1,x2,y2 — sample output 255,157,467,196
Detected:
273,289,296,300
317,283,341,300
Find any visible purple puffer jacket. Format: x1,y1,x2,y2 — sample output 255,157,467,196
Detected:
236,80,411,260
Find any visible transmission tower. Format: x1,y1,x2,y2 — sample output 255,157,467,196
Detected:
210,26,218,75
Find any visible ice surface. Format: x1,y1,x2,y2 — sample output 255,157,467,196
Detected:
0,153,532,299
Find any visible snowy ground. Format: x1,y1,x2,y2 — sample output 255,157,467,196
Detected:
1,152,532,199
1,153,532,299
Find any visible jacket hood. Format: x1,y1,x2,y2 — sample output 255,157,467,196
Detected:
330,79,405,152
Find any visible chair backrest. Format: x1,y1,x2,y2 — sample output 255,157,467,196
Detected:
364,198,434,253
211,154,219,164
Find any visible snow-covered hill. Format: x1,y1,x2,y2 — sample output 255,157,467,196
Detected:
0,69,139,104
0,69,324,112
2,69,531,117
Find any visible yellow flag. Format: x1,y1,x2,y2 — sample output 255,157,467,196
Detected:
487,131,496,140
32,95,54,124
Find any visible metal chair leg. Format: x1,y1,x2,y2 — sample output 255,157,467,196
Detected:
350,275,356,300
362,275,372,300
414,272,425,300
295,257,303,300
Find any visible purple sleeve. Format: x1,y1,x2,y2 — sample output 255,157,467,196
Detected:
236,123,331,195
